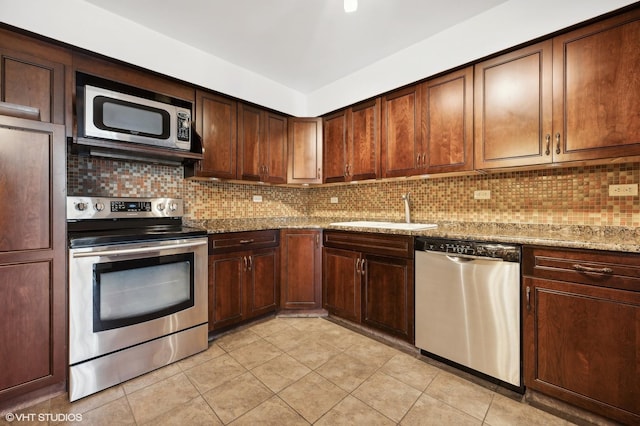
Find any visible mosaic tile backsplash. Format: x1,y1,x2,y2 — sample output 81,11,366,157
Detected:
67,152,640,227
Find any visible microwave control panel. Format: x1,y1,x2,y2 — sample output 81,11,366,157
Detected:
177,111,191,142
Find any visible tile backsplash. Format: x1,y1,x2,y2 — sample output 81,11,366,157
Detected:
67,152,640,227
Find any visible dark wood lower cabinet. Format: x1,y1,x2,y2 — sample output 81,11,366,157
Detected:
523,246,640,425
323,247,361,322
323,231,414,343
362,254,414,342
280,229,322,310
208,231,279,332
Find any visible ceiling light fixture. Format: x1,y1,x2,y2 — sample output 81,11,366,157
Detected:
344,0,357,13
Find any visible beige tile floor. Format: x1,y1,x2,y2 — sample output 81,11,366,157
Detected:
1,317,575,425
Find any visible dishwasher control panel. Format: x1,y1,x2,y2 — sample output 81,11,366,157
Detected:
415,237,520,262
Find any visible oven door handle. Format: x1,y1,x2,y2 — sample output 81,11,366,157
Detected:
71,240,207,258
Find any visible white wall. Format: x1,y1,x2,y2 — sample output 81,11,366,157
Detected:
0,0,636,116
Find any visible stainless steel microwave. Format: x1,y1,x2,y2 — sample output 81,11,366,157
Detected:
77,79,192,151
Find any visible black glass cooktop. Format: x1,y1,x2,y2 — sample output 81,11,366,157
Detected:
68,221,207,249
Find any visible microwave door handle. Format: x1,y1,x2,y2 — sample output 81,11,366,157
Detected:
71,240,207,258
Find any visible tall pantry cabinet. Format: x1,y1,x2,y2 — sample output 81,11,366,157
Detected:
0,28,69,409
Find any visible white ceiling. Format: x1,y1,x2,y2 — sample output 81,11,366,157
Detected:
1,0,635,115
86,0,508,93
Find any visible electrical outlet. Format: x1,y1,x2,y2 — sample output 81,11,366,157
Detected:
330,197,339,204
608,184,638,196
252,195,263,202
474,190,491,200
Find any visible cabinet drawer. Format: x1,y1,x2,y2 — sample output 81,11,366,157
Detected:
209,230,279,254
523,246,640,292
323,230,413,259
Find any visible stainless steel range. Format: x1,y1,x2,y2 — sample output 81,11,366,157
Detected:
67,196,208,401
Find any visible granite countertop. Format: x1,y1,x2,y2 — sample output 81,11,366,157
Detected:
184,217,640,254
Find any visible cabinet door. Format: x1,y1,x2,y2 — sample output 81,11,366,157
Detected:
0,30,69,128
523,277,640,425
264,112,288,184
362,255,414,343
474,41,553,169
323,110,348,183
322,247,361,322
246,248,279,318
381,85,422,178
280,230,322,310
349,99,380,181
208,252,245,331
0,117,65,402
238,103,262,181
196,90,237,179
422,67,473,173
288,117,322,184
553,9,640,162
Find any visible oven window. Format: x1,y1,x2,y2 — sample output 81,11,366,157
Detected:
93,253,194,332
93,96,170,139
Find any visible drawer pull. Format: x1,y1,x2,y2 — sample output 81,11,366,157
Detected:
526,286,531,311
239,239,255,244
573,264,614,275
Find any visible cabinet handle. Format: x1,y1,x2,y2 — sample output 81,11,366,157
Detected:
573,264,614,275
316,234,320,248
243,256,248,271
356,258,361,274
265,165,269,175
347,164,351,177
239,239,255,244
526,286,531,311
360,259,365,276
545,134,551,155
317,168,321,179
555,132,561,155
416,154,421,166
248,256,253,271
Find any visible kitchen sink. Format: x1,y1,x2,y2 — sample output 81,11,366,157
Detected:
329,221,438,231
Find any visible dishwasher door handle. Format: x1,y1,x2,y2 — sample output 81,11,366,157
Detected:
421,250,505,262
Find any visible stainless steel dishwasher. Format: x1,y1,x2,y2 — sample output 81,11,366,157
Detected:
415,237,523,392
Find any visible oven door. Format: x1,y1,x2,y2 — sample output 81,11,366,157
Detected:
69,237,208,365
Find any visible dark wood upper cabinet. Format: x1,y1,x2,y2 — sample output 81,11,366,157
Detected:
0,116,66,408
0,28,71,133
474,41,553,169
349,99,380,180
288,117,323,184
421,66,474,173
194,90,237,179
322,109,348,183
553,8,640,162
323,99,380,183
476,7,640,170
238,103,288,183
381,85,422,178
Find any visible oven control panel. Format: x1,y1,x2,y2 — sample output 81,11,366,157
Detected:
67,196,184,220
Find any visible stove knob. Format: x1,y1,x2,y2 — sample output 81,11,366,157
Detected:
157,203,165,211
94,202,105,212
168,202,178,212
75,202,88,211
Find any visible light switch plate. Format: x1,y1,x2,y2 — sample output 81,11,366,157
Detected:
252,195,263,202
474,190,491,200
330,197,339,204
608,184,638,196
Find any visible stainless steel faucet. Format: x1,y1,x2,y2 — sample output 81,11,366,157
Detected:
402,192,411,223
